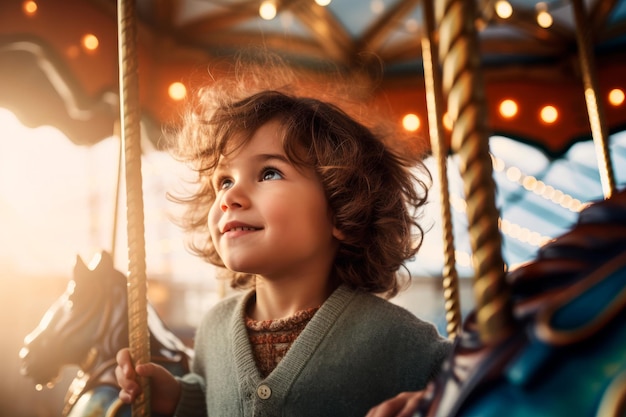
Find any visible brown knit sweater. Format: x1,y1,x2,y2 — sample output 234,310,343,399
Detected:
245,307,319,377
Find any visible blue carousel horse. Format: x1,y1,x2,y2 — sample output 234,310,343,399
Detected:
415,188,626,416
19,251,193,417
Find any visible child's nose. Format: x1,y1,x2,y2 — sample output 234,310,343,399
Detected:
221,200,242,212
220,186,247,211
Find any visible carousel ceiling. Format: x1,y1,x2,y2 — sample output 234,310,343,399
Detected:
1,0,626,277
1,0,626,150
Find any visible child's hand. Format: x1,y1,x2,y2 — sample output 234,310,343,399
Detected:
115,348,182,416
365,390,425,417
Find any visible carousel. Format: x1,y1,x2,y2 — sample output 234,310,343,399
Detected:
0,0,625,416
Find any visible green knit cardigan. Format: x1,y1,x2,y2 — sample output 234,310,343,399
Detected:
175,284,452,417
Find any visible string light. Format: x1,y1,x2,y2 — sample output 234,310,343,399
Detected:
499,99,518,118
451,192,550,248
259,0,277,20
491,154,583,212
500,218,551,246
168,82,187,101
608,88,625,106
505,166,522,182
540,105,558,124
81,34,99,52
402,113,420,131
22,0,37,16
495,0,513,19
535,2,553,28
315,0,332,6
537,10,553,28
448,152,584,249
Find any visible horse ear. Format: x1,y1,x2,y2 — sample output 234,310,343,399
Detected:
73,254,91,284
85,251,113,272
93,251,123,281
99,251,113,267
74,254,88,272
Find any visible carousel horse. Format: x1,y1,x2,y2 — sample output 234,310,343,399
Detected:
19,251,193,417
415,188,626,417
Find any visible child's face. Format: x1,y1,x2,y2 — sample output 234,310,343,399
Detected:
208,119,343,281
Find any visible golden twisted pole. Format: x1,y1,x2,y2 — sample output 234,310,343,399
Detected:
571,0,616,199
117,0,151,416
435,0,514,345
421,0,462,340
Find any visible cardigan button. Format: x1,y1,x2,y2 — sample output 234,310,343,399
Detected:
257,384,272,400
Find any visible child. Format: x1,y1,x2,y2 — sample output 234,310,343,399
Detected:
115,59,451,417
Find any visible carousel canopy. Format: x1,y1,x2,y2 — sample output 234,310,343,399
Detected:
2,0,626,150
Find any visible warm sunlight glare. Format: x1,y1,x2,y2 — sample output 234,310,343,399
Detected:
0,108,97,275
0,107,212,284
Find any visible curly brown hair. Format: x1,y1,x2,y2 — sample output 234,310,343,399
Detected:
168,61,430,297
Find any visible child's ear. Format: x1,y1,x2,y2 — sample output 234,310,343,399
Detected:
332,226,346,241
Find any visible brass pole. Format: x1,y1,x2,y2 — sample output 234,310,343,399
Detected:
111,121,122,259
117,0,150,416
421,0,462,340
571,0,616,199
435,0,514,345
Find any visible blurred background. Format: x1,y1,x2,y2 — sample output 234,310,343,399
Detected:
1,0,626,415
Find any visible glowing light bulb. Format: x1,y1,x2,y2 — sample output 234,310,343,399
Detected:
259,1,277,20
168,82,187,101
82,34,99,51
495,0,513,19
499,99,518,118
540,105,558,124
537,10,553,28
608,88,625,106
402,114,420,131
23,1,37,16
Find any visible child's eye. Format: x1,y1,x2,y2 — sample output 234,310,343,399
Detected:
216,176,233,190
261,168,283,181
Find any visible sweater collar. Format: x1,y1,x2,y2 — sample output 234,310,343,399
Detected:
230,285,357,393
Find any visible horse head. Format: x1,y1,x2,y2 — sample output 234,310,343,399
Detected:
19,250,192,417
20,251,127,388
